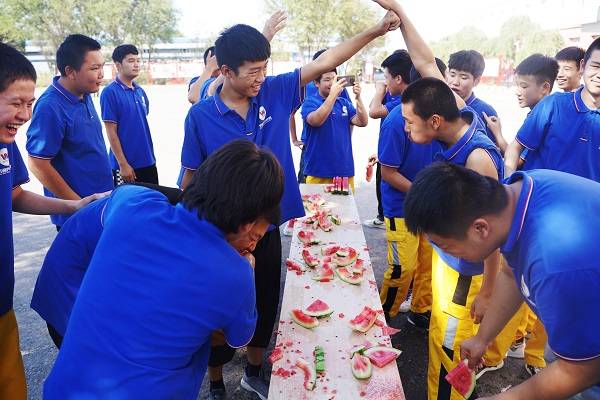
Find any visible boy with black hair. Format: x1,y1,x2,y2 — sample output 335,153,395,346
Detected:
0,42,105,400
555,46,585,92
44,140,284,399
101,44,157,185
26,34,114,230
447,50,504,147
504,40,600,179
180,9,400,398
404,162,600,400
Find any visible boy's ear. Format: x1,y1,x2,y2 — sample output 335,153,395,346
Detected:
473,76,481,87
542,81,552,96
220,64,235,78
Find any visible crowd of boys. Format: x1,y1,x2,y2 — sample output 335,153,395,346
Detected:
2,0,599,399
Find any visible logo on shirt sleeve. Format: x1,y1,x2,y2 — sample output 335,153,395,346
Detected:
0,148,10,167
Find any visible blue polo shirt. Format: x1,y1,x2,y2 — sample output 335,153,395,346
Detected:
516,86,600,182
501,170,600,370
378,106,441,218
380,92,401,127
181,69,306,225
44,185,257,399
30,196,108,336
465,92,498,144
300,82,351,142
0,143,29,315
100,77,155,170
434,108,504,276
301,95,356,177
26,76,113,227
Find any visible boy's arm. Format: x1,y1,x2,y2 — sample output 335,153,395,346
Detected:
369,82,389,119
351,83,368,127
11,185,108,215
482,112,508,154
104,122,135,182
504,140,525,176
28,157,80,200
188,52,219,104
380,166,411,192
289,113,303,149
306,79,346,127
301,10,400,86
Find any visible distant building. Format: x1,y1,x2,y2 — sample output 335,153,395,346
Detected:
559,2,600,48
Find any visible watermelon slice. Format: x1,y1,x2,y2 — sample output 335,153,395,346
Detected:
328,214,341,225
323,184,335,193
318,214,333,232
350,344,367,357
364,346,402,368
321,245,340,256
349,306,378,333
350,258,366,274
314,346,325,373
342,177,349,195
296,357,317,391
285,259,305,275
304,299,333,318
333,247,358,266
312,262,335,282
291,309,319,329
268,347,284,364
301,249,319,267
382,326,402,336
445,360,476,399
335,266,364,285
351,353,372,380
298,230,320,246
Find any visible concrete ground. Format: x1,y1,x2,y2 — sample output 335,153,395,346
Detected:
12,83,532,399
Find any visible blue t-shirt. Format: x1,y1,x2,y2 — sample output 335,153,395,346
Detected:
465,92,498,144
501,170,600,369
300,82,351,142
181,69,306,225
0,143,29,315
516,86,600,182
377,105,441,218
100,77,156,170
30,196,108,335
301,95,356,177
44,186,256,399
380,92,401,128
434,108,504,276
26,76,114,227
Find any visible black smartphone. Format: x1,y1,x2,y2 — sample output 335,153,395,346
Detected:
337,75,356,87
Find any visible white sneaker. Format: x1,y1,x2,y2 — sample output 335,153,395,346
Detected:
475,359,504,379
399,290,413,313
525,364,542,376
282,220,294,237
507,338,525,359
362,217,385,229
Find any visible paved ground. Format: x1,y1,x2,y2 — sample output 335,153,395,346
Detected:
12,83,531,399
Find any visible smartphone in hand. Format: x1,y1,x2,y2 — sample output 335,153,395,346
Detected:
337,75,356,87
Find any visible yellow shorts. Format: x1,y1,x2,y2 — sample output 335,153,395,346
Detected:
0,309,26,400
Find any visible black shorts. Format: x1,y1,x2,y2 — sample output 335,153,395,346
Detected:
113,164,159,186
208,227,282,367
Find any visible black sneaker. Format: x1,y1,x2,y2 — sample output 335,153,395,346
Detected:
407,310,431,330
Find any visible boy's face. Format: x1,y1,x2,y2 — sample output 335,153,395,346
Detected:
401,102,437,144
447,69,479,100
0,79,36,144
67,50,105,94
223,59,268,98
117,53,141,80
556,60,582,92
383,67,402,96
227,218,271,254
514,74,549,109
583,49,600,98
315,71,337,98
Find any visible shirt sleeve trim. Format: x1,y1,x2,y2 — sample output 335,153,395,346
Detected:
379,161,401,168
552,350,600,362
515,137,535,151
12,178,30,189
102,119,118,124
226,335,254,349
181,165,197,172
28,153,54,160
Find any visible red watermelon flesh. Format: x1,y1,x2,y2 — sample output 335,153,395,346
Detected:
321,245,341,256
349,306,378,333
333,247,358,266
351,258,366,274
335,266,364,285
364,346,402,368
296,357,317,390
445,360,476,398
318,214,333,232
304,299,333,318
286,259,305,275
268,347,284,364
312,262,335,282
351,353,373,380
290,309,319,329
302,249,319,267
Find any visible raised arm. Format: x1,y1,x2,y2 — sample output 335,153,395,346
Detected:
351,82,368,127
369,82,389,119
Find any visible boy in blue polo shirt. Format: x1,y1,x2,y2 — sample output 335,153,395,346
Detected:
0,42,105,400
26,34,114,229
180,9,400,398
404,163,600,400
302,71,368,191
44,140,283,400
504,39,600,181
101,44,157,185
555,46,585,92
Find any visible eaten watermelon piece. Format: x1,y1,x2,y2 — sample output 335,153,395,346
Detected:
350,258,366,274
321,245,341,256
301,249,319,267
333,247,359,266
312,262,335,282
363,346,402,368
348,306,378,333
304,299,333,318
296,357,317,391
297,230,320,246
323,184,335,193
290,309,319,329
382,326,402,336
351,353,372,380
285,259,305,275
445,360,477,399
335,266,364,285
318,214,333,232
268,348,284,364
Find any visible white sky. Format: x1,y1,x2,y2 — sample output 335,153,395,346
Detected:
174,0,599,44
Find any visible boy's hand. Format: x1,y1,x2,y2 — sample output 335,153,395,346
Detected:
204,50,218,75
72,191,112,212
293,140,304,149
119,162,136,183
482,112,502,137
375,81,387,93
374,10,401,36
371,0,397,10
262,10,287,41
329,78,347,99
352,82,362,99
460,336,487,370
470,292,491,324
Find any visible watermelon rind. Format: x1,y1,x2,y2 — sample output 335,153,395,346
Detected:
296,357,317,390
351,353,373,380
363,346,402,368
291,309,319,329
348,307,378,333
304,300,334,318
445,360,476,399
302,249,319,267
335,267,364,285
321,245,340,256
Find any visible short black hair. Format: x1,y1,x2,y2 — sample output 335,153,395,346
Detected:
555,46,585,65
111,44,139,63
182,140,283,233
448,50,485,78
312,49,336,82
56,34,102,76
409,58,447,83
401,77,460,121
584,37,600,65
215,24,270,73
404,162,508,238
203,46,215,64
0,42,37,93
515,54,558,88
381,49,412,83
